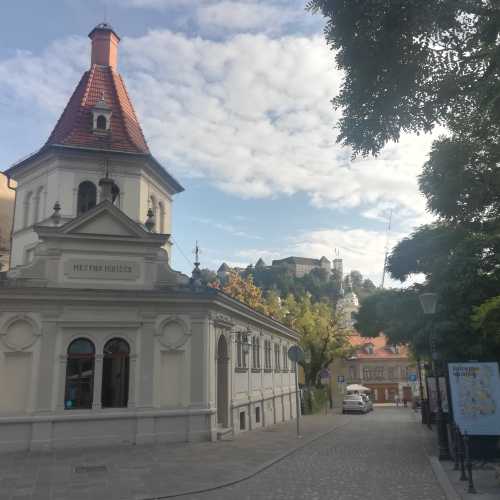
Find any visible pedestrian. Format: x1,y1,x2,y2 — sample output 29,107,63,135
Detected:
403,398,408,408
395,395,400,407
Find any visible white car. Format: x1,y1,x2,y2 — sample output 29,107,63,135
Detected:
342,394,369,414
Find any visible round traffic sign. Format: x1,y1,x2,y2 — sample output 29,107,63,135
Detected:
288,345,305,362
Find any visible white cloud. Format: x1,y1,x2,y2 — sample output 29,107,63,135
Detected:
0,29,435,232
196,1,299,34
190,216,263,239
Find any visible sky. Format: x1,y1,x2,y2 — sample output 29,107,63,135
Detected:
0,0,436,284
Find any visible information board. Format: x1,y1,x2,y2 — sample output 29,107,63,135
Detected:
448,362,500,436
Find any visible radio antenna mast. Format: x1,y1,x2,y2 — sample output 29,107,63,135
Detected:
380,210,393,289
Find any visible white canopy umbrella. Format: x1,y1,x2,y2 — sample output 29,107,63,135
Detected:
346,384,371,393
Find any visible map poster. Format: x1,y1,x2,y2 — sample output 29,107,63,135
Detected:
448,362,500,436
427,377,449,414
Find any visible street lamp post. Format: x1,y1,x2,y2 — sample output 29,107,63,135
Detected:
419,293,450,461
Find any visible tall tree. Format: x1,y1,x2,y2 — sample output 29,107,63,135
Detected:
307,0,500,156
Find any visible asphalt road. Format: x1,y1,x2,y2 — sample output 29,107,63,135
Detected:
188,408,446,500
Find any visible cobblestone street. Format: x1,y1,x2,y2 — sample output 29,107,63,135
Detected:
189,408,445,500
0,408,447,500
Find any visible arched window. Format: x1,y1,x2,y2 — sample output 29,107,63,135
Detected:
65,338,95,410
158,201,165,233
96,115,107,130
149,195,157,230
33,186,44,223
77,181,97,215
101,338,130,408
23,191,33,228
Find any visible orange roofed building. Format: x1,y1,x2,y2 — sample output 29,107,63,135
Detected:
330,332,418,405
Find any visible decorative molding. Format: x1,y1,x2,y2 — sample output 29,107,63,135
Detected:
212,313,234,329
155,315,192,351
0,315,41,351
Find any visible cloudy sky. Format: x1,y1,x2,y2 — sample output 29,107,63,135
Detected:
0,0,435,283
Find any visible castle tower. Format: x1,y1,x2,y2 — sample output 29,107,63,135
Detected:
5,23,183,267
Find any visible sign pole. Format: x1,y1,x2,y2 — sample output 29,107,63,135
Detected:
288,345,305,439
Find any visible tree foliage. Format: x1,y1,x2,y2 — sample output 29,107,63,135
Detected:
310,0,500,360
307,0,500,156
214,271,353,385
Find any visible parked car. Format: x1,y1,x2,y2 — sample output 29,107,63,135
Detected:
342,394,369,414
362,394,374,412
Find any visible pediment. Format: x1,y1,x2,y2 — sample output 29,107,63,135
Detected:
36,201,168,244
60,201,147,238
68,210,140,237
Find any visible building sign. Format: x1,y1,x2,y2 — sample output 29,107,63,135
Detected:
448,362,500,436
64,260,140,280
427,377,449,414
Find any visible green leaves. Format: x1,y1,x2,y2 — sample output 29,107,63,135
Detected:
309,0,500,155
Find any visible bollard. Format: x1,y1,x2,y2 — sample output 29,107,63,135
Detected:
453,424,459,471
459,430,467,481
464,432,476,494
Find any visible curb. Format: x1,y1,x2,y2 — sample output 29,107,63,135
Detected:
428,456,462,500
412,411,461,500
142,419,351,500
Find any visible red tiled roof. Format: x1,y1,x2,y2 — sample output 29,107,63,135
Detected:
46,65,150,154
348,333,409,359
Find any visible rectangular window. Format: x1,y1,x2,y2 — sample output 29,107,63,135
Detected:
282,345,288,371
240,411,246,430
363,367,385,380
274,343,280,371
264,340,272,370
236,333,248,369
252,336,261,369
255,406,261,424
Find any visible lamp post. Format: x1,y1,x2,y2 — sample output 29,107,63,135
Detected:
419,292,450,461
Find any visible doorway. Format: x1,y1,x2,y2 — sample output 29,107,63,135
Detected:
217,335,229,427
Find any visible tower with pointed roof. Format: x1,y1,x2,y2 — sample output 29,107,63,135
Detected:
5,23,183,268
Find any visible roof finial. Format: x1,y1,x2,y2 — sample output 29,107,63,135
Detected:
194,240,201,267
191,241,203,290
145,208,155,232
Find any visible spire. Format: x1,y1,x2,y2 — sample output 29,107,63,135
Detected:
191,241,203,290
88,23,120,70
45,24,150,155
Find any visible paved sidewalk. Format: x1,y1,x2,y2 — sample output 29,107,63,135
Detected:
414,411,500,500
0,412,351,500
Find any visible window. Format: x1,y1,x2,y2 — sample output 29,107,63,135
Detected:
149,195,157,231
239,411,246,430
65,338,95,409
101,338,130,408
23,191,33,228
364,343,374,355
158,201,165,233
388,367,398,380
363,366,385,380
96,115,107,130
77,181,97,215
252,336,260,369
236,333,247,369
282,345,288,371
33,186,44,223
264,340,272,370
274,343,280,371
255,406,261,424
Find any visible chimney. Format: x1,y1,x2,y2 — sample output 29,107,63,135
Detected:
88,23,120,70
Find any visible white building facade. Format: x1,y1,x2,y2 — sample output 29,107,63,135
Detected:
0,23,299,452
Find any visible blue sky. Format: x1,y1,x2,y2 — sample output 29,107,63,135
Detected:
0,0,435,283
